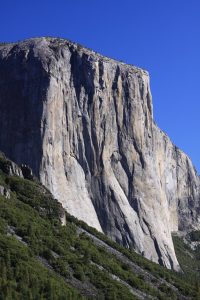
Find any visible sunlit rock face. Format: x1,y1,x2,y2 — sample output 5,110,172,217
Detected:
0,37,200,270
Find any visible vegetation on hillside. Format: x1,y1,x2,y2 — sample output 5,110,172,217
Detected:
173,232,200,285
0,152,200,299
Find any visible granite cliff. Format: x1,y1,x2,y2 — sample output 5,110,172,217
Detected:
0,37,199,270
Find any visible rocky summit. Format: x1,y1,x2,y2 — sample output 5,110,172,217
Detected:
0,37,199,271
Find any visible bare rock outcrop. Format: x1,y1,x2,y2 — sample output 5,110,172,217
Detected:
0,152,23,177
0,185,10,199
0,37,200,270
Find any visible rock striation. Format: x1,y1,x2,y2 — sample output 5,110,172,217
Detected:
0,37,200,270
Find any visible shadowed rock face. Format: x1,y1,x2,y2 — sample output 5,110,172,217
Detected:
0,37,200,270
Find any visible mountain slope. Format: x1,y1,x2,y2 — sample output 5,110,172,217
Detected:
0,37,200,270
0,152,200,299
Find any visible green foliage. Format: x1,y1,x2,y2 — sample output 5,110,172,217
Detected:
66,213,200,297
189,231,200,242
0,153,200,299
0,235,82,300
173,234,200,289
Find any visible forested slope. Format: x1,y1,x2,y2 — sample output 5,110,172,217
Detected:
0,152,199,300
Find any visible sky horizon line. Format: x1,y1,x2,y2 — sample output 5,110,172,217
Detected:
1,0,199,172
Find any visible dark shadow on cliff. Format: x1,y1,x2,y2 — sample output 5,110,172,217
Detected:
0,44,49,176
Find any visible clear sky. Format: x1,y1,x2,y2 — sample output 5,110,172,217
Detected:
1,0,200,172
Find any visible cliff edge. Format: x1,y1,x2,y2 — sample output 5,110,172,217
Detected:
0,37,199,270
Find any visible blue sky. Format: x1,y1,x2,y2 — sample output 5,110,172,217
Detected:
1,0,200,172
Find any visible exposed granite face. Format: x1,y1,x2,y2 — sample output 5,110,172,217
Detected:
0,152,24,178
0,37,200,270
0,185,10,199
